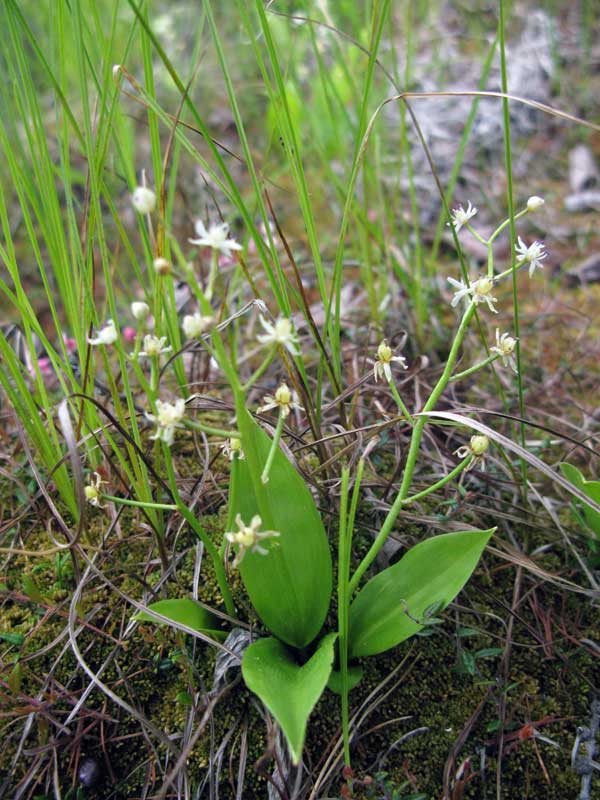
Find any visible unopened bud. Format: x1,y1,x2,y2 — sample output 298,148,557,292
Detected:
470,435,489,456
132,186,156,214
153,257,171,275
527,196,544,212
131,301,150,321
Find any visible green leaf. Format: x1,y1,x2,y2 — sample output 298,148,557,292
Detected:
0,632,25,646
458,649,476,676
326,665,364,695
242,633,336,764
133,599,226,641
560,463,600,537
474,647,503,659
23,575,46,604
232,410,332,648
8,662,23,694
348,530,494,658
457,626,480,637
175,691,193,706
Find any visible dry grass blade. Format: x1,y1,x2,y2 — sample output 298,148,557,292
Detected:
416,411,600,516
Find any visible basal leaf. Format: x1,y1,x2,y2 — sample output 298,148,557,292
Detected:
326,665,364,695
560,462,600,537
134,599,226,641
232,409,332,648
348,530,494,658
242,633,336,764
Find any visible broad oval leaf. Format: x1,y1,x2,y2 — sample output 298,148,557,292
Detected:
560,462,600,538
326,665,364,695
348,529,494,658
232,409,332,648
133,598,226,641
242,633,336,764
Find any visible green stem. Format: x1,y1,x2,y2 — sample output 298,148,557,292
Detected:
450,354,498,382
388,377,413,424
487,207,528,245
101,494,177,510
260,412,285,484
220,453,241,558
465,224,488,245
338,466,351,767
163,447,236,616
349,304,476,595
242,346,277,392
185,419,241,439
402,456,472,505
206,248,219,301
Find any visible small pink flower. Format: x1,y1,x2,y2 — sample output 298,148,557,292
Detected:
62,334,77,354
30,356,53,378
367,208,377,222
122,326,137,343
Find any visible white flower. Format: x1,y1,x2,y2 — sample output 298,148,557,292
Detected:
132,186,156,214
182,312,214,338
131,301,150,321
256,316,300,356
515,237,547,277
189,220,243,256
84,472,106,508
257,382,303,418
145,398,186,446
88,320,118,346
527,196,544,212
222,437,244,461
454,434,490,471
490,329,518,371
448,276,498,313
225,514,280,567
136,335,172,359
373,340,408,382
448,201,477,233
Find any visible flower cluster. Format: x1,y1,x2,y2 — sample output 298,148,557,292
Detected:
448,276,498,314
182,312,214,339
88,320,118,346
136,335,172,359
257,316,299,356
225,514,280,567
454,435,490,471
491,329,518,371
515,237,547,277
373,340,408,383
189,220,242,257
258,382,302,418
448,201,477,233
84,472,106,507
222,437,244,461
145,398,186,446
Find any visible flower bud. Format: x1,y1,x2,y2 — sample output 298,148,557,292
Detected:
470,435,489,456
131,301,150,321
527,196,544,212
377,341,393,363
153,257,171,275
275,383,292,405
132,186,156,214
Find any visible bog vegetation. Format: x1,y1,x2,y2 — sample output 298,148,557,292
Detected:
0,2,599,799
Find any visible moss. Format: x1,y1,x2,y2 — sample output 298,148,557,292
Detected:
2,497,598,800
